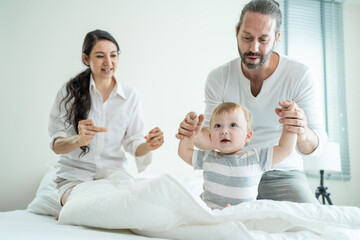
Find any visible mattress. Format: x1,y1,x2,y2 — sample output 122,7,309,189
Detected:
0,210,167,240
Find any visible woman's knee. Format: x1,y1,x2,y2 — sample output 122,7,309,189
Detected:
61,186,75,206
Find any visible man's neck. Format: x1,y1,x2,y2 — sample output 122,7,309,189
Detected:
242,52,279,82
241,52,280,97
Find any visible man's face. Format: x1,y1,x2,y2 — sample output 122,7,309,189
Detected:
237,12,279,70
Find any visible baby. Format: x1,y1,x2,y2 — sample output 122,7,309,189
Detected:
178,101,297,209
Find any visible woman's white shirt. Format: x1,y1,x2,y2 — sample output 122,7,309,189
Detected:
48,75,151,181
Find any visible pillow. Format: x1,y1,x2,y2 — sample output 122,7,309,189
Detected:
27,166,61,217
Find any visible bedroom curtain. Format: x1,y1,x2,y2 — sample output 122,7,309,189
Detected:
276,0,350,180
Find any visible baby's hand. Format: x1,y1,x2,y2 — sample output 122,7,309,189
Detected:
187,112,200,127
280,100,297,112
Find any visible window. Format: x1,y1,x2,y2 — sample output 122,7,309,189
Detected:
277,0,350,180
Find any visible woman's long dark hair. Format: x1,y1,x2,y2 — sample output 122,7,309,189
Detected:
60,29,120,156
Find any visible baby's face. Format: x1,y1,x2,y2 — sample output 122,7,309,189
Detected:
210,109,251,155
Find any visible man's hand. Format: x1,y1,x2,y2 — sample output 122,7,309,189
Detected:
175,112,204,140
275,100,308,141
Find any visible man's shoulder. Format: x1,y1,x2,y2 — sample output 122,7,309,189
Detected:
210,57,241,73
206,57,241,84
278,54,309,72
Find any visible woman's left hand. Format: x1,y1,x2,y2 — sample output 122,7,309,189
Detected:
145,127,164,151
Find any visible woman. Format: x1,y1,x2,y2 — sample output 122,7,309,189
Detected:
49,29,164,206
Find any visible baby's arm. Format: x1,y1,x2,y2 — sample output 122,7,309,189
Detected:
272,101,298,166
178,112,199,166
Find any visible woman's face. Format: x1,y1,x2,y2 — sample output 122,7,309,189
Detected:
83,40,119,82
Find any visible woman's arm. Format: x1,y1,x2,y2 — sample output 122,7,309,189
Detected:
52,119,107,154
52,135,81,154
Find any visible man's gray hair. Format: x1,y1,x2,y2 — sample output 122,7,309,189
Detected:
236,0,282,36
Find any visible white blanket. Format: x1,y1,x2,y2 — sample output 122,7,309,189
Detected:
59,170,360,240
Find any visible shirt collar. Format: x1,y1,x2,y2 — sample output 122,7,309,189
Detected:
89,74,126,99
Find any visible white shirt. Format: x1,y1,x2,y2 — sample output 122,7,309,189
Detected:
48,75,151,181
204,54,327,171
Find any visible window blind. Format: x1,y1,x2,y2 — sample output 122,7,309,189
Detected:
277,0,350,180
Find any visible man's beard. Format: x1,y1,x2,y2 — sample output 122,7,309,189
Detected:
238,46,273,70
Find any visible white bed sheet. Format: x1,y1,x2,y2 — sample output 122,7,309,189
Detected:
58,170,360,240
0,210,168,240
4,167,360,240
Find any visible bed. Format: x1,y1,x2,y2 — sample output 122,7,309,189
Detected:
0,167,167,240
1,167,360,240
0,210,166,240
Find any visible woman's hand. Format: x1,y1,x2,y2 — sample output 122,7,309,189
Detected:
52,119,107,154
77,119,108,146
144,127,164,151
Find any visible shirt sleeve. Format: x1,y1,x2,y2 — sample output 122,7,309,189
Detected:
203,67,227,129
48,85,75,149
254,147,273,172
292,67,328,156
121,91,151,172
192,149,207,170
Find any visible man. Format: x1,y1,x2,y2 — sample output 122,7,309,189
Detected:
176,0,327,203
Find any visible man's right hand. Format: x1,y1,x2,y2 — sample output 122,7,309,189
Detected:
175,112,204,140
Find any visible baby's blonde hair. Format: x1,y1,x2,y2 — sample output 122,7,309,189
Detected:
210,102,252,131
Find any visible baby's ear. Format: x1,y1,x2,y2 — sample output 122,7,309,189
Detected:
245,130,253,143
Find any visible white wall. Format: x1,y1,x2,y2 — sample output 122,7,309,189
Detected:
0,0,359,211
0,0,243,211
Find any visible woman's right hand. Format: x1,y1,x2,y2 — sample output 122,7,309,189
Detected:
77,119,108,146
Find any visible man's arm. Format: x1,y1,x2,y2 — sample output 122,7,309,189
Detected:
296,126,319,155
276,101,319,155
275,67,328,155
